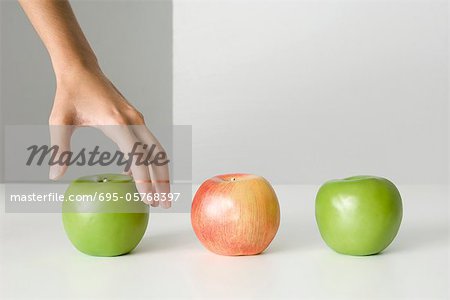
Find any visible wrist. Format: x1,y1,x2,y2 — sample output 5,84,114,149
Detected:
51,45,101,79
54,56,102,84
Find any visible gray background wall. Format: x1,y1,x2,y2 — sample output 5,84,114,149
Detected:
0,0,173,179
174,0,449,184
1,0,448,185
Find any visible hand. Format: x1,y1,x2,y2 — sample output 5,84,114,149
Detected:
18,0,170,207
49,66,171,208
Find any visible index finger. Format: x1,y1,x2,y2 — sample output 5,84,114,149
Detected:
100,125,154,204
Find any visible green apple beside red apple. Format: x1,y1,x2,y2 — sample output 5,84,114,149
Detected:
315,175,402,256
62,172,402,257
62,174,149,257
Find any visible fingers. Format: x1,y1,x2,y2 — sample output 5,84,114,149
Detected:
99,124,171,209
100,125,154,205
132,125,171,209
49,125,74,180
122,169,132,176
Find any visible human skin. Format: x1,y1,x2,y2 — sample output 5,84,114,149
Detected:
18,0,170,207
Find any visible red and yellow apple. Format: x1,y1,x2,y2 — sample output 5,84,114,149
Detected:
191,174,280,256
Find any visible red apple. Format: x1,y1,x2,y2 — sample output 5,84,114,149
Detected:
191,174,280,256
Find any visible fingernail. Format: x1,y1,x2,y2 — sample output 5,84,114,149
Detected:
49,166,61,180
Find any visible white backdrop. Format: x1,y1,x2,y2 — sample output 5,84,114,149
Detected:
174,0,449,184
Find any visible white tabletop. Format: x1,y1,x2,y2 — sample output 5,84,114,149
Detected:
1,185,448,299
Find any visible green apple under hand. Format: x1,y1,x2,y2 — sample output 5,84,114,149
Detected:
62,174,149,256
315,175,402,256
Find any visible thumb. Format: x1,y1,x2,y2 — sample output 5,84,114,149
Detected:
49,125,74,180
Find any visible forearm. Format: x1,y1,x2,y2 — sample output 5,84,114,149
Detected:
18,0,99,78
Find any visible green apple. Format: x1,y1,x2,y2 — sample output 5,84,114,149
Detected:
315,175,402,256
62,174,149,256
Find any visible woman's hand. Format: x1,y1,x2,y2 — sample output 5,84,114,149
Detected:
51,67,142,127
49,66,171,208
18,0,171,208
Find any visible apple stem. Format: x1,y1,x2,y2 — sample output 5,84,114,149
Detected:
231,178,236,181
